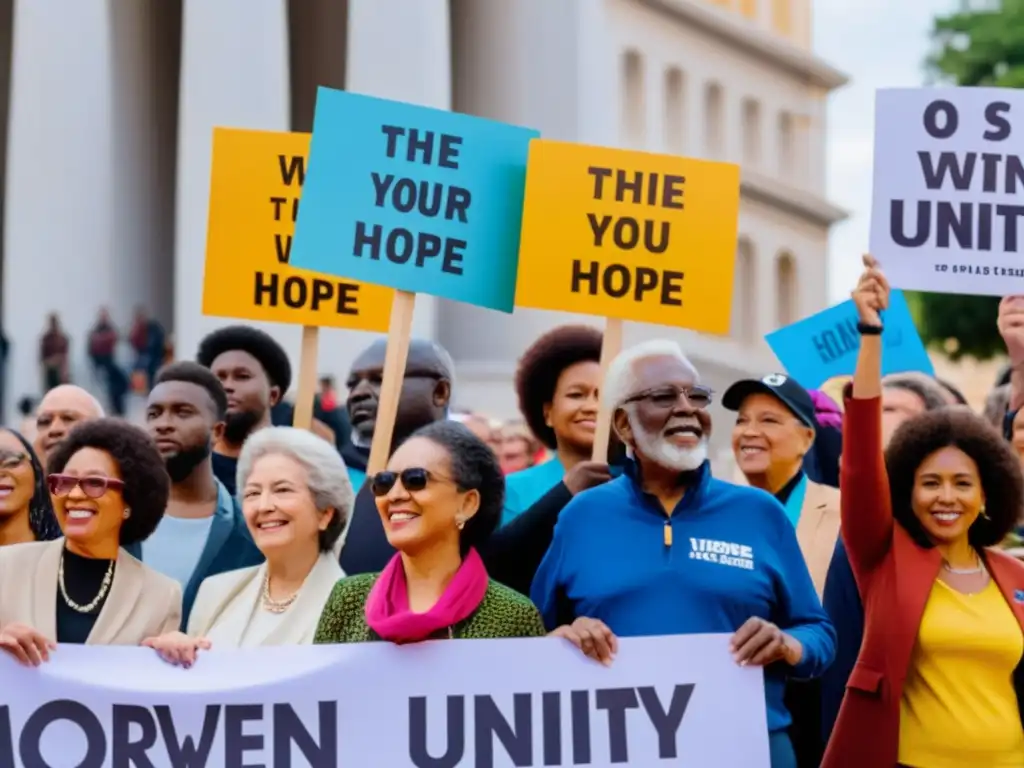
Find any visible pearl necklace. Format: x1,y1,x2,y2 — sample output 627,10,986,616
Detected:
58,554,114,614
260,573,300,614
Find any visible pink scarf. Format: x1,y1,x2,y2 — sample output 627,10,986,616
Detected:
364,548,489,643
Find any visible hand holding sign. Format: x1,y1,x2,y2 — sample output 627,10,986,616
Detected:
851,254,890,326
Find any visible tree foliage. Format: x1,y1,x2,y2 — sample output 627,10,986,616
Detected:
910,0,1024,359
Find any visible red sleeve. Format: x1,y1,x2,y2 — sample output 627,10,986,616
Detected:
840,396,893,585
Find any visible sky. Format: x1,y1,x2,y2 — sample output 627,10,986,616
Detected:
814,0,958,302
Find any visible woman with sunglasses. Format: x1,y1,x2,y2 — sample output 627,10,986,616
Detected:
314,421,547,644
142,428,350,666
0,428,60,547
0,419,180,665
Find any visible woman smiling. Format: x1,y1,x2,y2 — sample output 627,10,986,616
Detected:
823,256,1024,768
724,374,839,597
0,428,60,547
314,421,546,644
0,420,179,665
143,427,350,666
503,325,609,524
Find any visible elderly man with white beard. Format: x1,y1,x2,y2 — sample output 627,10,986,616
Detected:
531,340,835,768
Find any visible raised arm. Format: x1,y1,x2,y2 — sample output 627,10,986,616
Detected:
998,296,1024,412
841,255,894,582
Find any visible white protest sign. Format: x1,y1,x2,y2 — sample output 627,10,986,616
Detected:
0,634,770,767
870,86,1024,295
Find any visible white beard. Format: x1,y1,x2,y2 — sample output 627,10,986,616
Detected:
633,423,708,472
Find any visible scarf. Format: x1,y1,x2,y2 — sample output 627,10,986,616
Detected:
364,548,489,643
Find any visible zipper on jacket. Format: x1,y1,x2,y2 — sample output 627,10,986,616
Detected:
663,519,672,547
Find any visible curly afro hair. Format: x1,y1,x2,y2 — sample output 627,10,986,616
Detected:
411,420,504,555
196,325,292,394
515,325,603,450
885,406,1024,549
154,361,229,419
46,419,170,547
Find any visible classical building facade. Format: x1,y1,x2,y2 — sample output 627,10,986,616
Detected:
0,0,847,458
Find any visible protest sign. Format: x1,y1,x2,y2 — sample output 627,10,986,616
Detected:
202,128,395,429
289,88,538,313
515,140,740,459
0,635,769,767
202,128,393,331
765,290,933,389
871,87,1024,296
516,140,741,333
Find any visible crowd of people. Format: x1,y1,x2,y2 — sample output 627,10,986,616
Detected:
0,257,1023,767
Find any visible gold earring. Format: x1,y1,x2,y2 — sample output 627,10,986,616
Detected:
122,508,131,520
980,505,990,520
455,516,466,530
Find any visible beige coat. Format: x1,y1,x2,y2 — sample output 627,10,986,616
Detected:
0,539,181,644
794,480,842,599
187,553,342,647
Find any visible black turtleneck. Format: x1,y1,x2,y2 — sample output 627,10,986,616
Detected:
774,471,805,505
56,548,116,644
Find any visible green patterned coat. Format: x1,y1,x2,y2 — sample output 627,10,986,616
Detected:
313,573,547,643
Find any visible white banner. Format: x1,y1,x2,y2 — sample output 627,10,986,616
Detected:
870,86,1024,296
0,634,770,767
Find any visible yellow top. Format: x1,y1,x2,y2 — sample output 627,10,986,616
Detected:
899,578,1024,767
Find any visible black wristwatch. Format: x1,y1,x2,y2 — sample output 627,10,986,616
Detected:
857,322,883,335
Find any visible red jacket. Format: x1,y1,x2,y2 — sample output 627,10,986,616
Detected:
822,396,1024,767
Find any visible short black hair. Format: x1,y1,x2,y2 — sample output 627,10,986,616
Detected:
936,377,968,406
886,407,1023,549
154,361,229,419
515,325,603,449
196,325,292,394
412,420,503,554
47,419,170,546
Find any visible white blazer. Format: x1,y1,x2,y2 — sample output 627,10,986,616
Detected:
186,553,342,647
0,539,181,644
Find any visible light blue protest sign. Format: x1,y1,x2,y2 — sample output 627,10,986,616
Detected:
289,88,539,313
765,291,934,389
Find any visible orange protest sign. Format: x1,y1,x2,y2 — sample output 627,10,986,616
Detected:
515,140,740,334
203,128,393,331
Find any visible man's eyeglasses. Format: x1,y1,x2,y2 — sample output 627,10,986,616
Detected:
370,467,457,497
47,474,125,499
624,385,714,410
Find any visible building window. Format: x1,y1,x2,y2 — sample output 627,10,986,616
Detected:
622,50,645,147
704,82,724,158
772,0,791,36
733,238,757,341
664,67,686,154
741,98,761,167
778,111,794,177
776,252,798,327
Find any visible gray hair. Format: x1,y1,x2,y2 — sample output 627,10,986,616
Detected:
882,373,948,413
602,339,698,411
236,427,354,550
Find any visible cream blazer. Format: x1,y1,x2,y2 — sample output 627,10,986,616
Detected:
0,539,182,644
794,480,842,600
187,553,342,647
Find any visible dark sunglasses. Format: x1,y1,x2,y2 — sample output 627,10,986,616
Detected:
47,474,125,499
370,468,456,497
0,450,28,469
625,385,713,410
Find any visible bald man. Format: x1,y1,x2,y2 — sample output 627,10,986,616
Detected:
33,385,105,463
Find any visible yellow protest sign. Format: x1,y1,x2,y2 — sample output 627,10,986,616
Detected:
515,140,740,333
203,128,393,330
